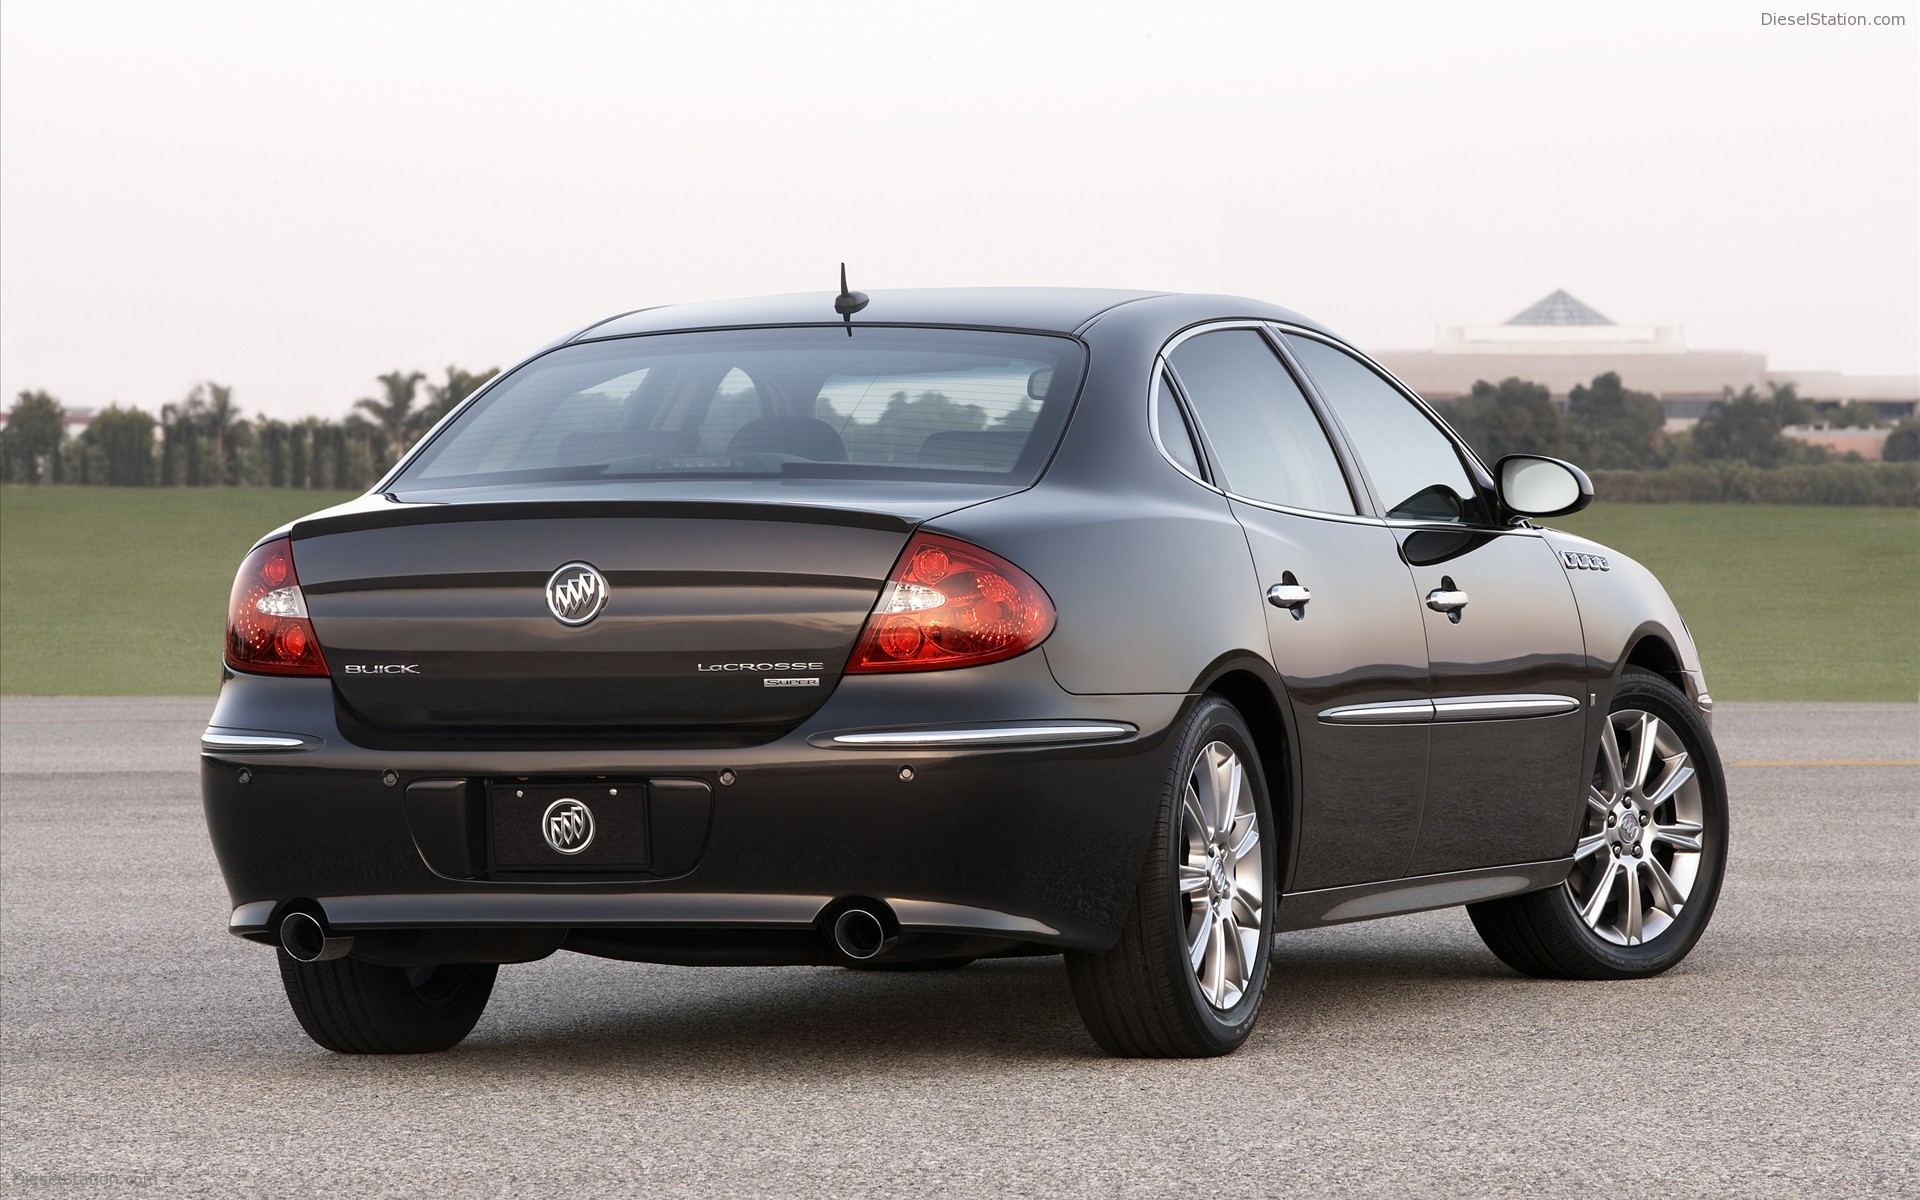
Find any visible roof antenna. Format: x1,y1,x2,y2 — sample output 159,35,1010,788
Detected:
833,262,869,336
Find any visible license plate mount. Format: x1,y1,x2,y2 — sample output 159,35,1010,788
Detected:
487,780,649,871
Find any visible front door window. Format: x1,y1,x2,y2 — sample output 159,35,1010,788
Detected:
1284,335,1487,524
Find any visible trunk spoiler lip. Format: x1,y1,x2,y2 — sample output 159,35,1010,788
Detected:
287,496,928,540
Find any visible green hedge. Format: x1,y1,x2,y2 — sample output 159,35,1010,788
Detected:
1588,463,1918,506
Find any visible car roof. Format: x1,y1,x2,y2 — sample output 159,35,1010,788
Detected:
567,287,1335,342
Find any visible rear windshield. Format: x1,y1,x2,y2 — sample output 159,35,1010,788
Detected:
394,326,1087,489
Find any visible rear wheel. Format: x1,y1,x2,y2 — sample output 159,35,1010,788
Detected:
1469,669,1728,979
277,951,497,1053
1066,697,1276,1057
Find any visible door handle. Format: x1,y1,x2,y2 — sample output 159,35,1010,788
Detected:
1425,576,1468,623
1266,582,1312,619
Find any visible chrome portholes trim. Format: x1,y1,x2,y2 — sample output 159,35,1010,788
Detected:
1568,707,1707,947
1318,700,1436,725
201,729,312,751
823,721,1138,749
1178,740,1263,1011
1429,694,1581,721
1560,550,1612,571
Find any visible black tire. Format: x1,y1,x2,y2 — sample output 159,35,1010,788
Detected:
1065,697,1277,1057
277,951,497,1053
1468,669,1729,980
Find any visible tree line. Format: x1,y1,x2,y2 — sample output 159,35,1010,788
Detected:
3,364,1915,486
1434,372,1919,468
0,366,496,487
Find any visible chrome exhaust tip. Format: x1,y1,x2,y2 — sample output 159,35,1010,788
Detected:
830,907,894,961
279,911,354,963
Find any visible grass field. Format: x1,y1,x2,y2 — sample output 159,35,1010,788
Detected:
1552,503,1916,702
2,488,1915,699
1,487,357,696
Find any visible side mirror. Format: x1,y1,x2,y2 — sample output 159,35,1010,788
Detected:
1495,455,1593,518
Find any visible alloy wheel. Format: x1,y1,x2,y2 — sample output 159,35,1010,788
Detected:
1177,741,1264,1008
1568,709,1707,947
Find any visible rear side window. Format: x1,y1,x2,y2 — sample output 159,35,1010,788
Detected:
1155,372,1205,479
398,327,1086,489
1167,330,1354,514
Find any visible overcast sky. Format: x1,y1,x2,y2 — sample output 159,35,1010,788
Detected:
3,0,1915,419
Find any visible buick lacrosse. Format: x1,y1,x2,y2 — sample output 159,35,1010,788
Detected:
202,287,1727,1057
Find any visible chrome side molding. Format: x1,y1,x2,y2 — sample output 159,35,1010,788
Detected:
1431,694,1581,721
1318,699,1436,725
817,721,1137,749
1320,694,1580,725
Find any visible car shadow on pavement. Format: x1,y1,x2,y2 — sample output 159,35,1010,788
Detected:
244,933,1522,1071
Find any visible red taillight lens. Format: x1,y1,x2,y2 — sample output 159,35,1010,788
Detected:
846,533,1055,674
225,538,328,677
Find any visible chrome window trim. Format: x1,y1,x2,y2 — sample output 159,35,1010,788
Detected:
818,721,1138,749
1152,319,1375,522
1222,492,1388,528
1380,515,1544,538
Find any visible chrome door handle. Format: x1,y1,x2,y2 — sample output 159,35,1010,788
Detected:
1266,583,1312,613
1425,582,1469,623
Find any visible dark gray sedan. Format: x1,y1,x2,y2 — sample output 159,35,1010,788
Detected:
202,288,1727,1057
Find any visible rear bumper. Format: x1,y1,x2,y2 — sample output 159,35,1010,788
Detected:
202,654,1188,953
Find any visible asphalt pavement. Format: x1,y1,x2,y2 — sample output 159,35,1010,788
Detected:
2,697,1915,1198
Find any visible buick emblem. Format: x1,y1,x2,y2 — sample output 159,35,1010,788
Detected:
545,561,609,626
542,798,595,854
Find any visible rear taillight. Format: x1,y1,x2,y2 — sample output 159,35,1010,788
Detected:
225,538,328,676
846,533,1055,674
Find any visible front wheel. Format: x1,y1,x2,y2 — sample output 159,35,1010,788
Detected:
1066,697,1277,1057
277,951,497,1053
1469,669,1729,979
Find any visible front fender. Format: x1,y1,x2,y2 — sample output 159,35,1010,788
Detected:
1538,527,1710,719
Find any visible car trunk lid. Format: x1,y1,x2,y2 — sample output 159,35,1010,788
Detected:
290,483,1010,736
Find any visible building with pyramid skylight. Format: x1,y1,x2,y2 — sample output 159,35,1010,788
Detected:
1372,290,1917,431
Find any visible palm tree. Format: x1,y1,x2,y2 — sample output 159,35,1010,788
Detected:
354,370,426,466
202,382,241,485
418,365,498,436
162,389,208,485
